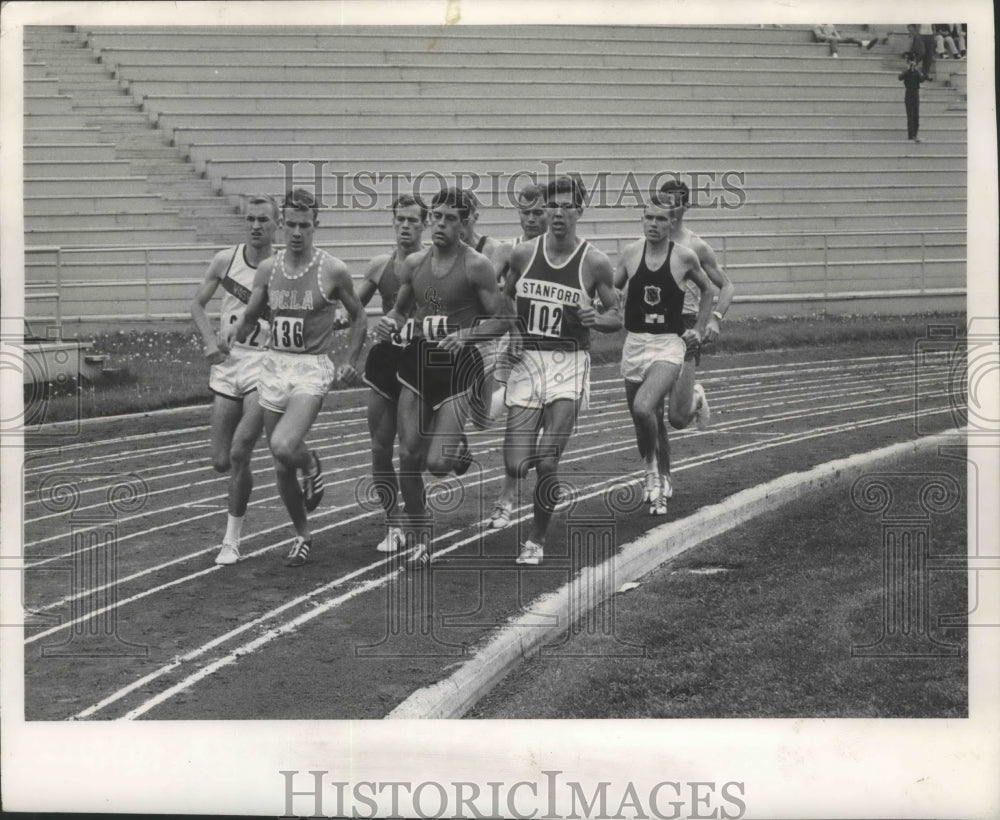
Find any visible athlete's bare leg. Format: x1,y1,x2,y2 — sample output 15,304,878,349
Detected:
263,394,323,539
366,390,400,515
526,398,578,545
228,391,264,517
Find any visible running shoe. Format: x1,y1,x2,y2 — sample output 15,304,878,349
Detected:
284,536,311,567
515,539,544,566
215,541,240,566
376,526,405,553
404,543,431,570
301,451,325,512
643,471,660,503
691,383,711,430
453,435,473,477
651,493,668,516
488,502,514,529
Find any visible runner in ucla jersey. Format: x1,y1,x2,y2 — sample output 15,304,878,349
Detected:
376,186,508,569
357,194,428,554
228,188,367,568
499,175,621,566
614,189,713,515
190,194,278,566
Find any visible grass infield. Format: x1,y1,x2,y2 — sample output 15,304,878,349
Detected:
470,449,968,719
29,311,965,424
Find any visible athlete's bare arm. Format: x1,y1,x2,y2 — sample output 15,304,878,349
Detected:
674,244,713,342
691,235,734,343
190,248,236,363
491,241,514,285
321,255,368,380
441,252,509,354
230,258,273,346
356,252,391,309
580,248,622,333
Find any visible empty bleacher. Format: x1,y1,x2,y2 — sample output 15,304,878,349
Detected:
24,24,967,324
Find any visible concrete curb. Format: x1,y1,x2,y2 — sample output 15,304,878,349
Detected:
386,430,966,719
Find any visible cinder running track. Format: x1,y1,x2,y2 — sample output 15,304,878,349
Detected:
21,340,964,719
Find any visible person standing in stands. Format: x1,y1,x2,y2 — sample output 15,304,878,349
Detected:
228,188,368,567
898,59,925,143
190,194,278,566
358,194,428,554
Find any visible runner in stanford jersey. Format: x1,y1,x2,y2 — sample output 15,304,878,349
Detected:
358,194,428,553
615,190,714,515
190,195,278,565
376,186,508,568
229,188,368,567
501,175,622,565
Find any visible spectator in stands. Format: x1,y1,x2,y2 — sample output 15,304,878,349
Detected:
918,24,937,79
949,24,967,57
933,24,961,59
811,24,874,57
898,60,925,143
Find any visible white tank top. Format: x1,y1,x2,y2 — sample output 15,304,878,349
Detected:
219,244,271,349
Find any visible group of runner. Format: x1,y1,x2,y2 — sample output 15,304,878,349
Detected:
190,177,733,569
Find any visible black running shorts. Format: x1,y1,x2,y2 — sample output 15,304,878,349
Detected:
363,340,404,401
397,337,484,411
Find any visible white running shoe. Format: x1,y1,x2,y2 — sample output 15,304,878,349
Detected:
488,503,514,529
643,471,660,503
661,474,674,500
376,526,405,553
284,536,311,567
691,383,710,430
651,493,668,516
515,539,544,565
215,541,240,565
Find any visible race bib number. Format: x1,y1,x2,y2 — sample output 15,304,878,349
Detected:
526,300,564,338
390,318,416,348
229,314,266,348
422,315,450,340
272,316,305,352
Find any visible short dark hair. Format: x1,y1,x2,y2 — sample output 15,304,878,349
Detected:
430,187,475,220
283,188,318,221
246,194,279,220
654,179,690,209
515,183,546,209
545,175,586,208
392,194,428,222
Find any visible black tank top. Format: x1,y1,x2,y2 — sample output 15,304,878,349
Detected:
514,236,592,351
623,241,685,335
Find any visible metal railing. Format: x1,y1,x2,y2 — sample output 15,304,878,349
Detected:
25,227,967,326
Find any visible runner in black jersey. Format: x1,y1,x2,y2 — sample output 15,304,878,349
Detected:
358,195,428,553
190,195,278,565
229,189,368,567
614,192,713,515
501,176,621,566
376,187,508,568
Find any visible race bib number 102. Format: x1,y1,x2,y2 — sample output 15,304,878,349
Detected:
526,300,563,338
272,316,305,352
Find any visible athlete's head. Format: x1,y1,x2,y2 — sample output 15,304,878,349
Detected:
457,189,482,243
244,194,279,249
544,176,586,238
515,183,548,239
655,179,690,212
429,187,474,249
281,188,319,252
391,194,427,249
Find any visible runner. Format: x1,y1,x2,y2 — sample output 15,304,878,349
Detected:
501,175,621,565
358,194,428,553
190,194,278,565
227,188,368,567
376,187,507,568
614,190,713,515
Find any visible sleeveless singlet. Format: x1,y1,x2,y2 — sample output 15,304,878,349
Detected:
219,244,271,349
267,248,339,355
623,241,685,335
410,247,483,340
371,254,401,314
514,236,592,351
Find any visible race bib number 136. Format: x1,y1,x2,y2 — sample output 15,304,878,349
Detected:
272,316,305,352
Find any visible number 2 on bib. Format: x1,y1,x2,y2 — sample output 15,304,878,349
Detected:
526,301,563,337
273,316,305,352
